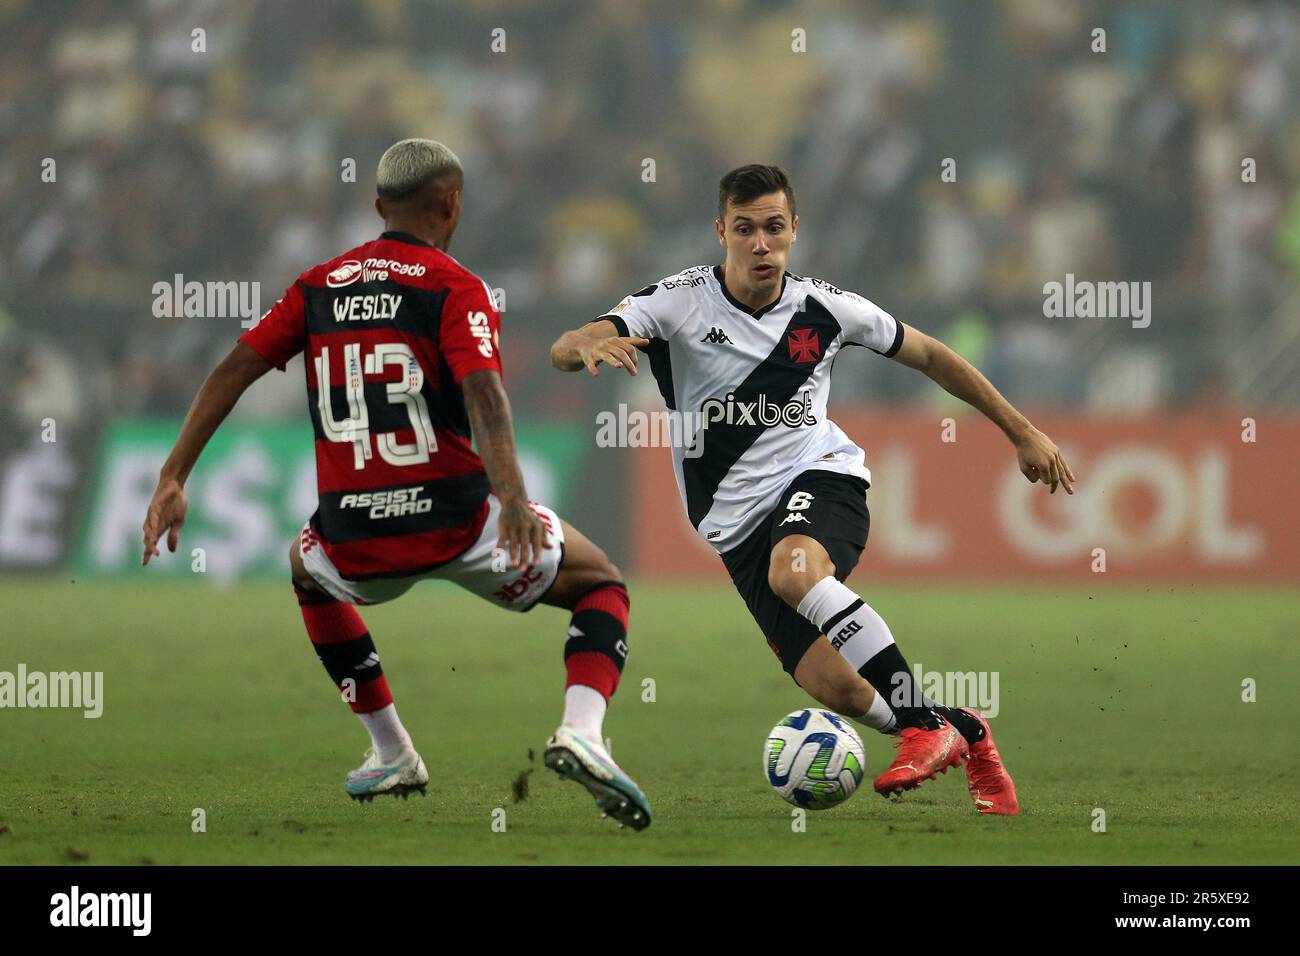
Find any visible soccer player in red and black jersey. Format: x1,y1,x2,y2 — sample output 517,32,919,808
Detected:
140,139,650,830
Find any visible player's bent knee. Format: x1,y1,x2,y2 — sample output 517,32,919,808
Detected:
577,539,622,585
576,576,628,607
767,548,794,601
543,562,626,612
767,541,831,607
764,554,816,606
593,556,622,585
555,521,621,588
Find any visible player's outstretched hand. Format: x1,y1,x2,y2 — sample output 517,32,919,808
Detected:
142,477,188,565
498,495,550,569
1014,426,1075,495
579,335,649,376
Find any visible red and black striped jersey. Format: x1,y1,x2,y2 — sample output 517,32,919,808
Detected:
240,230,501,579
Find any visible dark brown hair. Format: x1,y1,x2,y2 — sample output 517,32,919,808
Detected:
717,164,796,220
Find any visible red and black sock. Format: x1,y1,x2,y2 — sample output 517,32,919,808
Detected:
564,581,629,700
295,585,392,714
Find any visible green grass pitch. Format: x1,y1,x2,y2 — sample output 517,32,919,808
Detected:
1,579,1296,865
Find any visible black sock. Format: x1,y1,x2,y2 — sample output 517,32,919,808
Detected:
935,707,985,745
859,646,986,743
858,645,942,730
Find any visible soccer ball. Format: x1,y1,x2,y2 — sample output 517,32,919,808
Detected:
764,709,866,810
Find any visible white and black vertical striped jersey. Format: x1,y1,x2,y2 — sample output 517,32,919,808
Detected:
601,264,903,554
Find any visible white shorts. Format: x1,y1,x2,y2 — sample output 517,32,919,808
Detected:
300,495,566,610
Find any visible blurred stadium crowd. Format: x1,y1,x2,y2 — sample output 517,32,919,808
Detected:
2,0,1298,443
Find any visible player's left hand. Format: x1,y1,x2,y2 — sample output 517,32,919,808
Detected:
497,495,550,569
1014,426,1075,495
142,477,189,565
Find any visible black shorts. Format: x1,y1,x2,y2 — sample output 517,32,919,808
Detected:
720,470,871,678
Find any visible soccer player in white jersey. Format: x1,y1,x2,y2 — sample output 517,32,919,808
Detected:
551,165,1076,815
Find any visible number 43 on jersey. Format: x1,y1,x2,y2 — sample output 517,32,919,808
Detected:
315,342,438,470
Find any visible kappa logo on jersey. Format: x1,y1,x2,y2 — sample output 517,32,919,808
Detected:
326,257,428,287
339,486,433,519
467,311,493,357
787,327,821,363
332,293,403,323
779,488,814,526
700,327,733,345
700,389,817,429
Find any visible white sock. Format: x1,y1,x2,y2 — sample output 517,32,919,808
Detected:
358,703,413,763
797,576,901,734
857,689,900,735
796,576,896,671
562,684,607,743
